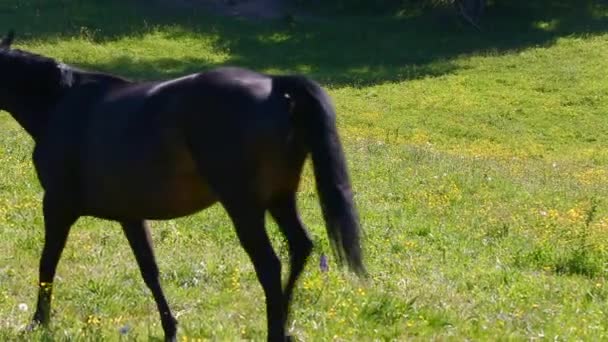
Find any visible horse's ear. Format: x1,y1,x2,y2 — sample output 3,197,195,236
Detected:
1,30,15,49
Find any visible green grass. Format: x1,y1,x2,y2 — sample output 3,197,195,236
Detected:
1,0,608,340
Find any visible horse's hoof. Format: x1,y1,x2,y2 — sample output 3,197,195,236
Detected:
165,335,177,342
285,335,294,342
20,320,41,334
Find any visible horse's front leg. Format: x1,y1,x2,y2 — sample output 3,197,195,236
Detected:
30,193,78,328
121,220,177,342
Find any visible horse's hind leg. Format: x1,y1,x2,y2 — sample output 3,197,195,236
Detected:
121,220,177,342
31,194,78,328
224,203,286,341
269,196,313,326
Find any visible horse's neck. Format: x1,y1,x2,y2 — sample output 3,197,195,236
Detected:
8,102,54,140
7,83,70,140
11,76,123,140
8,68,128,140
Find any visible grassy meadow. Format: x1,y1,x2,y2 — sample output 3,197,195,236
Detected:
1,1,607,340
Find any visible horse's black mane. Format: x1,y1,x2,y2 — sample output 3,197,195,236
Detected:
0,48,56,67
0,48,65,86
0,47,128,89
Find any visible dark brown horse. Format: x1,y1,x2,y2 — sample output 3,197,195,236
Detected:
0,31,364,341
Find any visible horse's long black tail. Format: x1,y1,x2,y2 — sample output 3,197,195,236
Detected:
275,75,366,276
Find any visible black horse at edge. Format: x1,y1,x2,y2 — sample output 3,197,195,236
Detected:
0,30,365,341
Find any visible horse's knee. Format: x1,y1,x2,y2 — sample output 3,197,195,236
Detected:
292,235,313,264
257,252,282,284
140,267,160,288
301,235,313,255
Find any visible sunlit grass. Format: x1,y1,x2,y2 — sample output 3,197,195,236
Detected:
1,0,607,340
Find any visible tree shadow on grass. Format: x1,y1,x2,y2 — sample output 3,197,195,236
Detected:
1,0,606,86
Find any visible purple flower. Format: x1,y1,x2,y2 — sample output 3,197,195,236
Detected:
320,254,329,272
119,325,130,335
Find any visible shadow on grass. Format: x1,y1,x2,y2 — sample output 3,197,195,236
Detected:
0,0,606,86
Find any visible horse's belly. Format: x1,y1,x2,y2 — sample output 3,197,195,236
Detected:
85,173,217,220
84,173,216,220
82,146,217,220
146,175,215,217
